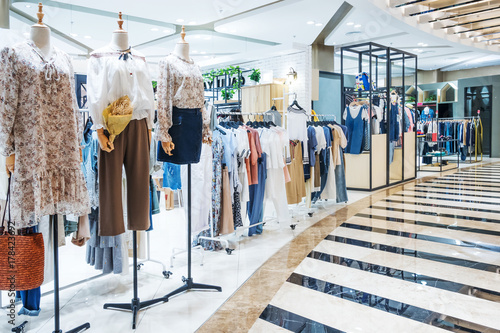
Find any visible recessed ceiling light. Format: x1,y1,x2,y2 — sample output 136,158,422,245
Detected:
204,36,212,40
230,29,236,33
347,22,354,26
204,56,209,58
354,24,361,28
163,29,171,33
151,28,159,32
315,23,323,27
25,4,31,8
70,33,78,37
219,27,227,32
84,35,91,39
307,21,315,25
188,21,196,25
201,51,206,54
422,43,428,47
176,19,184,23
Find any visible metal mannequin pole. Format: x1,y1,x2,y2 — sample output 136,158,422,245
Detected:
52,215,90,333
159,164,222,301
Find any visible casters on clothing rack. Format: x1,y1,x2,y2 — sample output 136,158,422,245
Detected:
308,212,314,217
137,263,144,271
163,270,172,279
225,248,234,255
290,224,297,230
11,321,28,333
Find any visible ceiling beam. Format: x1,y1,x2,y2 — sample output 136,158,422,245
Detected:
314,1,353,45
11,0,175,27
395,0,437,8
454,23,500,34
133,27,279,50
10,5,93,54
440,16,500,29
426,6,500,23
409,0,494,17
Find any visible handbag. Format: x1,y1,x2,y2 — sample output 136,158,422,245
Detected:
0,178,44,291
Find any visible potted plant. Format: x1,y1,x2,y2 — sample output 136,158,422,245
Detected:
221,88,234,101
249,68,261,85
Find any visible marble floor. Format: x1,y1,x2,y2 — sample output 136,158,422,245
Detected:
200,162,500,333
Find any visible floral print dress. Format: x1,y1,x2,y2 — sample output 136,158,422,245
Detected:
0,41,90,228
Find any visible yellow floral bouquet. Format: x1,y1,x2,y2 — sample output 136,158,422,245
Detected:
102,95,134,143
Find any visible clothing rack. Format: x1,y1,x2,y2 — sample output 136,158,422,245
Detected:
436,116,482,163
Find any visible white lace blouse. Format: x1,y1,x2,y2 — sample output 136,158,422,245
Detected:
0,41,90,227
157,54,210,143
87,46,155,131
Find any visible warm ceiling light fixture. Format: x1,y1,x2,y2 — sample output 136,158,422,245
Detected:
287,67,298,84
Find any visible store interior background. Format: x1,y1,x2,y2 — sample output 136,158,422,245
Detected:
1,0,500,331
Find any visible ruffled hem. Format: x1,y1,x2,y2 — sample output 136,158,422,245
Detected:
11,168,90,228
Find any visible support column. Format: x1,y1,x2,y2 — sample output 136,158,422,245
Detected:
0,0,9,29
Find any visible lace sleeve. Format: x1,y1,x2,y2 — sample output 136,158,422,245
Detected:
157,59,173,143
0,47,18,156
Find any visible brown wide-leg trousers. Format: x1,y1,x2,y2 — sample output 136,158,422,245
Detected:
99,119,150,236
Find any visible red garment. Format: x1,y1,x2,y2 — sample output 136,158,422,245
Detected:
245,127,262,185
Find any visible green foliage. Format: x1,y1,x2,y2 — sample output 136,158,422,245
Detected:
221,88,235,100
425,94,437,102
249,68,261,83
152,81,157,90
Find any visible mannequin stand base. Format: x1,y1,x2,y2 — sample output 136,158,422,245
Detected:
103,297,165,329
164,276,221,301
53,323,90,333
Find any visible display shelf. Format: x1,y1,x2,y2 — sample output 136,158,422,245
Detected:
341,42,417,191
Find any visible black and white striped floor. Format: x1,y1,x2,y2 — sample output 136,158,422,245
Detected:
254,165,500,332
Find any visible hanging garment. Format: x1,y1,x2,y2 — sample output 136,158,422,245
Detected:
287,108,309,163
195,136,224,251
362,118,370,151
181,143,213,235
0,41,90,227
162,162,182,190
248,153,267,236
232,191,243,228
220,166,234,235
86,208,123,274
335,152,348,203
285,141,306,204
389,102,400,142
344,105,365,154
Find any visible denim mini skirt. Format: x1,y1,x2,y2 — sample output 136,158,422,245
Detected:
157,107,203,165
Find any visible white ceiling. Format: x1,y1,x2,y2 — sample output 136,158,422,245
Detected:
3,0,500,72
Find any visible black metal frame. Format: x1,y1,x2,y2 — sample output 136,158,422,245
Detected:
340,42,418,191
204,68,252,113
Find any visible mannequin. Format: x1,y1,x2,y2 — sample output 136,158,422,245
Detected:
172,26,190,62
96,12,151,153
110,12,129,51
30,3,51,58
6,3,51,175
161,26,190,156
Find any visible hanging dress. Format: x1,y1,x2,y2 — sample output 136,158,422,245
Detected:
345,106,364,155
